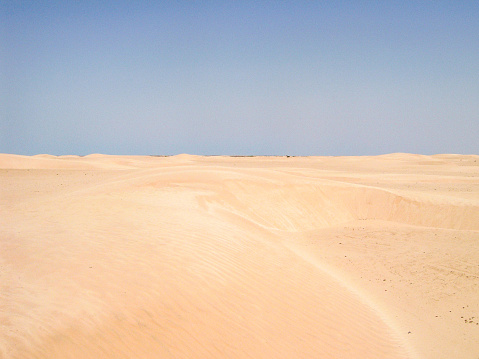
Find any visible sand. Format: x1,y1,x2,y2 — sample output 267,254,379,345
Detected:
1,153,478,358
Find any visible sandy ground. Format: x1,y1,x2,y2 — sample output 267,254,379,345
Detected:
1,153,478,359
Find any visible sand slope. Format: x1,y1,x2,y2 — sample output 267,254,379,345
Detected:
1,154,478,358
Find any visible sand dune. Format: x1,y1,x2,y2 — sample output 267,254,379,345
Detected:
1,154,478,358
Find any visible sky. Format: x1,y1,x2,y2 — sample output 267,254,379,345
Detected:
1,1,478,156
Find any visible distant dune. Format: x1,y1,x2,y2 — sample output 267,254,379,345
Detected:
1,154,478,358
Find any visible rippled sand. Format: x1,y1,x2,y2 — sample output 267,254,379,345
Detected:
1,153,478,358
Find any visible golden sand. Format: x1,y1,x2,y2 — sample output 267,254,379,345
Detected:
1,153,478,358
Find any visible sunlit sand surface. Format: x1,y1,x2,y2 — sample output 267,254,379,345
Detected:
1,153,478,358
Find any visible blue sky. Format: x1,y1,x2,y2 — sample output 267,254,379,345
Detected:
1,1,478,155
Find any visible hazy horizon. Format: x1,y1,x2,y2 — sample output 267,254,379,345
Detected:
2,1,478,156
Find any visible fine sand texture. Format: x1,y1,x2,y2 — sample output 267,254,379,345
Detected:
1,153,478,358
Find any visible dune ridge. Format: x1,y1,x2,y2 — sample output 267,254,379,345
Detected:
1,153,478,358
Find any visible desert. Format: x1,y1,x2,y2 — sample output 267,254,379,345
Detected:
1,153,478,358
